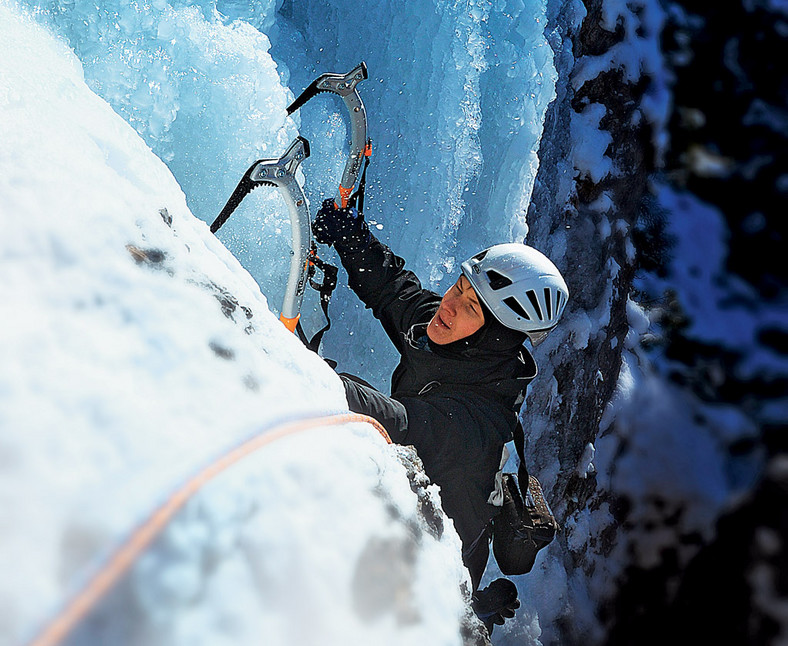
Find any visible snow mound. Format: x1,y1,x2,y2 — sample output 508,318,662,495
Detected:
0,5,469,644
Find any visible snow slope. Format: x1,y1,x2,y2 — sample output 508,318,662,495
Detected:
0,4,471,644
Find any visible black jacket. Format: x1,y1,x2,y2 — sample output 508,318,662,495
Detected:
337,236,537,554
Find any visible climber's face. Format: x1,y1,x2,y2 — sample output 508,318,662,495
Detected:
427,275,486,345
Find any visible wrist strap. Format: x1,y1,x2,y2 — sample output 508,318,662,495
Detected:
513,420,529,489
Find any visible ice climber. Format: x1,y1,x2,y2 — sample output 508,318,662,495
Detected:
312,198,569,634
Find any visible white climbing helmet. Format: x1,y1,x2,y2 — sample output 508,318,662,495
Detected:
461,243,569,345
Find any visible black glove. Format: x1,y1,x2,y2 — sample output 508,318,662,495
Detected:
313,198,370,254
472,578,520,635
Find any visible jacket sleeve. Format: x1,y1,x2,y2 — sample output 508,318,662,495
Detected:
341,374,408,439
337,235,438,352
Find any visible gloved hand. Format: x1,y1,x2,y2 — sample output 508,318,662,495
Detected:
471,578,520,635
313,198,370,253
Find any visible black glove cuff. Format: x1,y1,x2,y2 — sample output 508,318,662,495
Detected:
333,220,372,255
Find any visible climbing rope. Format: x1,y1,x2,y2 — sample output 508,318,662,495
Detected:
26,412,391,646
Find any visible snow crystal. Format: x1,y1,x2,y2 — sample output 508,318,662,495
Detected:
589,191,615,217
626,297,650,335
571,102,614,183
575,442,596,479
564,311,594,350
598,349,635,433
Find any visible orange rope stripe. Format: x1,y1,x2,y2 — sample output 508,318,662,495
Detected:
28,412,391,646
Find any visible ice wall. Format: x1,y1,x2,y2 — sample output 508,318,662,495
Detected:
272,0,558,385
21,0,557,390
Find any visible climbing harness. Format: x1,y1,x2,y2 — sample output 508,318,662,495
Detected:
298,250,338,353
211,63,372,353
26,413,391,646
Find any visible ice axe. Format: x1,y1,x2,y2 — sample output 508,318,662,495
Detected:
287,62,371,209
210,137,315,333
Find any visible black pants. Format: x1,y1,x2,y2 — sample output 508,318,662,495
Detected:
340,373,408,441
464,524,493,593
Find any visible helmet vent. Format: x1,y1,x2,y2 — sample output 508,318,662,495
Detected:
544,287,553,319
504,296,530,320
472,250,489,262
556,291,563,313
486,269,512,291
526,290,543,321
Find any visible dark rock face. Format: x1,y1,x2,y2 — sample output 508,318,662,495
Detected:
526,0,661,532
522,0,666,640
604,2,788,643
662,0,786,301
526,0,786,643
607,448,788,646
